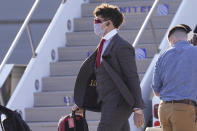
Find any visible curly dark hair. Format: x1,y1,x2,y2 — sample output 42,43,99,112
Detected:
93,3,124,29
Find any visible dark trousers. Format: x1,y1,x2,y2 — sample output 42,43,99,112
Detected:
97,95,132,131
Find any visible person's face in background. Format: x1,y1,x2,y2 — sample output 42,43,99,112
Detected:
189,33,197,46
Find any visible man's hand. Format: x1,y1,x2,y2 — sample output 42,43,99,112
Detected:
133,109,145,128
72,104,84,115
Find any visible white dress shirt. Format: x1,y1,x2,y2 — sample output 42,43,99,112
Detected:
100,29,118,62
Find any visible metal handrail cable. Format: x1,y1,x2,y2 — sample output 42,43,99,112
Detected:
26,24,37,58
132,0,160,48
0,0,40,74
149,19,160,53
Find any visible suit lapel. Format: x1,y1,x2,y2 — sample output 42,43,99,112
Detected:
90,49,97,61
102,34,119,57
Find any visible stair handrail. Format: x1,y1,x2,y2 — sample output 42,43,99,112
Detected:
5,0,87,118
0,0,40,74
132,0,160,48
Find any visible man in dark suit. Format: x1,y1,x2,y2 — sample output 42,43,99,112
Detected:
73,3,145,131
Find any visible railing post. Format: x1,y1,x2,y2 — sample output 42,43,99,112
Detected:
62,0,66,4
26,24,37,58
149,19,160,53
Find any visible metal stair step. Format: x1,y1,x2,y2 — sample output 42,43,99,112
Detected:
42,76,76,91
34,91,74,107
66,29,166,46
58,46,96,61
50,61,82,76
59,44,158,61
50,59,151,76
42,74,144,92
82,0,180,17
25,106,101,122
28,122,57,131
74,15,173,32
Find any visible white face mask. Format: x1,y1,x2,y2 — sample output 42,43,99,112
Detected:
94,23,105,37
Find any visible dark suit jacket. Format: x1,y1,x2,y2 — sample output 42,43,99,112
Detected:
74,34,145,111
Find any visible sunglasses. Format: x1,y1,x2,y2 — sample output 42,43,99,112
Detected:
94,18,110,24
94,18,102,24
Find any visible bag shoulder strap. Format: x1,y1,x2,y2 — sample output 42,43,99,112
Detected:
0,113,6,131
0,105,13,131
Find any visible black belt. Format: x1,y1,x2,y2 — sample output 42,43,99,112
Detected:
163,99,196,106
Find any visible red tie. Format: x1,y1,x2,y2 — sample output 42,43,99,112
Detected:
96,39,105,68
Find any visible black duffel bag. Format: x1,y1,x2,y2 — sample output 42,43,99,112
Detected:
0,105,31,131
